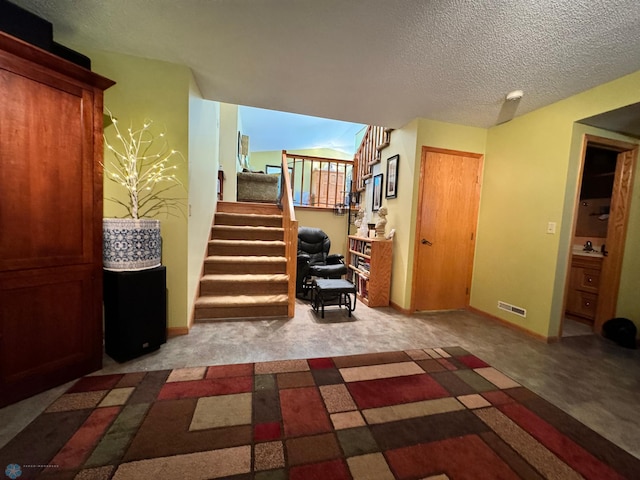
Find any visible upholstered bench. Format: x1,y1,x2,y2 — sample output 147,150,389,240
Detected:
311,278,357,318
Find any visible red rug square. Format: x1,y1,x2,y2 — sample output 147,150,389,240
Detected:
457,354,490,368
386,434,519,479
347,373,449,409
290,458,351,480
280,387,331,437
157,376,252,400
67,374,124,393
254,422,281,442
205,363,253,379
308,357,335,369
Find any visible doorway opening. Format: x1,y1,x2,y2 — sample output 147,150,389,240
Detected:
562,135,638,336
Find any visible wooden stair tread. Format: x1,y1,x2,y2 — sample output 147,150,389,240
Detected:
201,274,288,282
208,239,285,246
217,201,281,215
205,255,286,263
216,212,282,220
213,225,284,232
195,294,288,307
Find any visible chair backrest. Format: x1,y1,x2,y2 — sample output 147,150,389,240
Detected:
297,226,331,265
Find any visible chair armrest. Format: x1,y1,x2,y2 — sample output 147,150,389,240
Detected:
298,253,311,262
327,254,344,265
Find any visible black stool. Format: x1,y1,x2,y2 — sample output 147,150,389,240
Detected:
312,278,357,318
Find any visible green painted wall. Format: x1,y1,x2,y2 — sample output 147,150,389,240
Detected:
87,50,191,330
219,103,240,201
187,76,219,323
377,119,487,309
374,120,418,307
473,70,640,337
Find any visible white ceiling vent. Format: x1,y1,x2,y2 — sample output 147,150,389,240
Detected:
497,301,527,318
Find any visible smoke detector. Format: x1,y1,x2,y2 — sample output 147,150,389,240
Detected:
506,90,524,101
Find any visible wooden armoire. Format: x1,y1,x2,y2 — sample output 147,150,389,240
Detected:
0,31,114,407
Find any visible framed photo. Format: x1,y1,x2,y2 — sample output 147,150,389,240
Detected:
385,154,399,199
372,173,383,212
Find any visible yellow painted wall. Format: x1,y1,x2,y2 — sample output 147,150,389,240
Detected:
473,70,640,337
219,103,240,201
377,119,487,310
187,75,219,324
374,120,418,308
88,50,191,330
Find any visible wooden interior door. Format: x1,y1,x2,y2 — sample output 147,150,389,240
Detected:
412,148,483,311
593,141,637,332
0,33,113,407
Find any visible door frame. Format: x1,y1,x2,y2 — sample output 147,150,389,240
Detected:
410,146,484,312
561,134,638,334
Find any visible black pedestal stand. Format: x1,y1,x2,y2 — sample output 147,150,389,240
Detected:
103,266,167,362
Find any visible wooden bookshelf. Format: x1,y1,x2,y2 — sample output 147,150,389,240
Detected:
347,235,393,307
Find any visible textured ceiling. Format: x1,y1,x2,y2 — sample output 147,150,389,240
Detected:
10,0,640,129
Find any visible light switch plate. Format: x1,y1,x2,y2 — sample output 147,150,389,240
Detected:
547,222,556,234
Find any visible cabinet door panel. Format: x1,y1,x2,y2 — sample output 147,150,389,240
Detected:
0,266,100,405
0,68,93,271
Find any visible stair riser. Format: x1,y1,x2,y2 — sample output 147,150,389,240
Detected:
208,244,285,256
194,304,288,320
215,215,282,228
200,281,287,296
204,262,286,275
211,228,283,241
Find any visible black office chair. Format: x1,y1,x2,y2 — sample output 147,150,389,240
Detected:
297,226,347,297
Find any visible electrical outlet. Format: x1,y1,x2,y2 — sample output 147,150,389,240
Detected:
547,222,556,234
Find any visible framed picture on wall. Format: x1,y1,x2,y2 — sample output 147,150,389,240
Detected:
372,173,383,211
385,154,399,199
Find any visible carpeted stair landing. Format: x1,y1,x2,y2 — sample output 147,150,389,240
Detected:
194,202,289,320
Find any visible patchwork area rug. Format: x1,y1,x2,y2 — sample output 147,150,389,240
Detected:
2,347,639,479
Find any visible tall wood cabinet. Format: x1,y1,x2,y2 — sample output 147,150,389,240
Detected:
311,168,345,207
0,32,114,407
347,235,393,307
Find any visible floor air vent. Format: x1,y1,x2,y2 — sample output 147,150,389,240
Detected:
497,301,527,318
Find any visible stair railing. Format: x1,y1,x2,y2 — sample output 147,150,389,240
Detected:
283,151,353,208
280,150,298,317
353,125,393,192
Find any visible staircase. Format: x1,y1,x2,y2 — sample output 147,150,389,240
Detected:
194,201,289,320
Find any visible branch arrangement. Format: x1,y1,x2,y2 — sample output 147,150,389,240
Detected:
103,110,185,219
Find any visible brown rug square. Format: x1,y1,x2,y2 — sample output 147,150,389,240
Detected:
1,347,638,479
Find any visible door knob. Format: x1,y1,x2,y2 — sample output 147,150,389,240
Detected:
421,239,433,246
